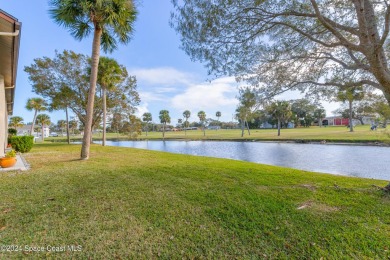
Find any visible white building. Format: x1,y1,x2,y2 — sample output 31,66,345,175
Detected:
17,125,50,137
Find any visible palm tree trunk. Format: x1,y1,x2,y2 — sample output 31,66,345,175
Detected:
203,124,205,136
185,120,187,136
163,123,165,139
30,110,38,136
81,28,102,160
277,119,281,136
349,100,353,132
102,87,107,146
146,122,148,137
41,125,44,142
65,107,70,144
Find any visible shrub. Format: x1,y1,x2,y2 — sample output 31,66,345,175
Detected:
8,128,17,135
7,128,17,144
10,136,34,153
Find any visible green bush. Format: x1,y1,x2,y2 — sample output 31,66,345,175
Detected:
10,136,34,153
7,128,17,144
8,128,17,135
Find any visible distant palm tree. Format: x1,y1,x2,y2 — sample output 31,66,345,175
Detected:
198,111,206,136
36,114,51,141
25,97,47,136
313,108,326,129
57,120,67,136
9,116,24,130
178,118,183,129
337,86,364,132
159,110,171,139
216,111,221,130
50,0,137,160
216,111,221,121
183,110,191,136
69,120,78,135
142,112,152,136
267,101,292,136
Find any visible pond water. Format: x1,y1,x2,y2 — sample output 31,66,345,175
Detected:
100,140,390,181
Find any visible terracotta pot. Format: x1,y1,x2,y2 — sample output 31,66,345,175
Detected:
0,157,17,168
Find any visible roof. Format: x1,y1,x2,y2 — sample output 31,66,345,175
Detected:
0,9,21,115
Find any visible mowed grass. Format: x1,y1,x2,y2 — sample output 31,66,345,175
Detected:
0,143,389,258
49,125,390,143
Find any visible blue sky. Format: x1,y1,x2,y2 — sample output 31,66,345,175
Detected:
2,1,337,126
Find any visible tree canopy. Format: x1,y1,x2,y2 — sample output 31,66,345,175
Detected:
171,0,390,102
24,50,140,131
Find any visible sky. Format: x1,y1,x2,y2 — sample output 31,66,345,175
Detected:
2,1,339,126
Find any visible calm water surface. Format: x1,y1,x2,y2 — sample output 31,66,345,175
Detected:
102,140,390,181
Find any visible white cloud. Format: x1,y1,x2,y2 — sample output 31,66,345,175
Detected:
171,76,240,121
139,91,166,102
128,67,195,86
135,102,150,118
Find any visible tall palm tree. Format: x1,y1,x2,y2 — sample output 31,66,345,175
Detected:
198,111,206,136
142,112,152,137
159,110,171,139
183,110,191,136
97,57,126,146
9,116,24,130
337,86,364,132
50,0,137,160
36,114,51,142
25,98,47,136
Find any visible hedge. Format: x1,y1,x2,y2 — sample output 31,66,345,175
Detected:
10,136,34,153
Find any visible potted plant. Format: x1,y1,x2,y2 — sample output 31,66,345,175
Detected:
0,150,17,168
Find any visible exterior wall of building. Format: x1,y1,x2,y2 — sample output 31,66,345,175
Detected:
0,75,5,156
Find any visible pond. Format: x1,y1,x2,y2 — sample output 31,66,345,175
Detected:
100,140,390,181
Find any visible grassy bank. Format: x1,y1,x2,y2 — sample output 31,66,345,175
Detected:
0,143,389,258
48,125,390,144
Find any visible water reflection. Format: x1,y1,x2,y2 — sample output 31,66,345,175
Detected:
99,140,390,181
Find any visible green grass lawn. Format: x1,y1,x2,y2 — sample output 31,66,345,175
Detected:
0,143,389,258
48,125,390,143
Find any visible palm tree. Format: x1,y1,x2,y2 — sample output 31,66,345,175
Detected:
235,106,251,137
216,111,221,121
36,114,51,142
215,111,221,130
50,0,137,160
197,111,206,136
313,108,326,128
142,112,152,136
183,110,191,136
25,98,47,136
69,120,78,135
267,101,292,136
159,110,171,139
9,116,24,130
97,57,126,146
178,119,183,130
337,86,364,132
57,120,67,136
